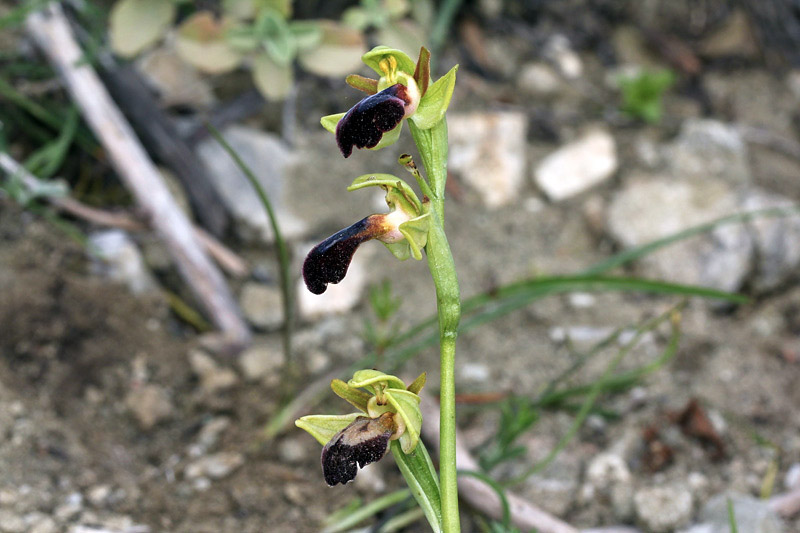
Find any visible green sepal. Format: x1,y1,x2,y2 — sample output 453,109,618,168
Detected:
347,174,422,214
407,372,427,394
399,213,430,261
368,121,403,151
383,241,411,261
384,388,422,453
330,379,370,412
320,112,345,134
295,413,362,446
349,369,407,391
391,440,442,532
346,74,379,95
410,64,458,130
362,45,416,77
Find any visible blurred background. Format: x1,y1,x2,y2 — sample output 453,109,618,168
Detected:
2,1,800,532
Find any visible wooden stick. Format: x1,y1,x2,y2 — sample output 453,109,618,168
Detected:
0,152,248,277
25,4,250,348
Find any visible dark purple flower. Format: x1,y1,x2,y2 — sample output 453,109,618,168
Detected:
335,83,415,158
321,412,396,486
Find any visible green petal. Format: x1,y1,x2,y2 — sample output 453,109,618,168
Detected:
399,213,430,261
330,379,370,412
347,174,421,214
295,413,362,446
407,372,427,394
362,46,416,77
349,369,407,391
410,64,458,130
367,120,403,151
320,112,345,134
384,388,423,453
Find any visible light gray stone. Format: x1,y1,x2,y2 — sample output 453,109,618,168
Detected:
544,34,582,79
237,343,282,382
184,452,244,480
88,230,158,294
634,484,693,533
239,281,283,330
125,384,173,430
784,463,800,489
188,350,238,393
664,119,750,185
196,125,307,243
0,510,26,533
740,188,800,292
587,453,632,489
607,177,753,292
534,129,617,201
700,493,783,533
517,62,561,96
448,112,527,208
138,46,216,108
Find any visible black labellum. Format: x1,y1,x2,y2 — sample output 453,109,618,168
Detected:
302,216,381,295
335,84,408,158
321,413,394,486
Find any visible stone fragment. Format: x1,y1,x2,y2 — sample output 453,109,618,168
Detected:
88,230,158,294
698,10,759,59
534,129,617,201
607,177,752,292
184,452,244,480
238,343,282,382
740,188,800,292
634,484,693,533
700,493,782,533
448,112,527,208
544,34,582,79
188,350,238,393
664,119,750,184
125,384,174,430
239,282,283,330
196,126,307,244
517,62,561,96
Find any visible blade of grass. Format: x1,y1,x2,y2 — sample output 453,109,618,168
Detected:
457,470,512,528
379,506,425,533
507,301,685,485
205,124,295,381
322,489,411,533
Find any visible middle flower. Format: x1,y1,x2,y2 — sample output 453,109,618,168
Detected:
302,174,430,295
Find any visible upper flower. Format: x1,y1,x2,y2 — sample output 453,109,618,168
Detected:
295,370,426,486
321,46,458,158
302,174,430,295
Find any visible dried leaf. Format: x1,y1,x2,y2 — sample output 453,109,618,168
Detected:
175,12,243,74
298,21,366,77
109,0,175,58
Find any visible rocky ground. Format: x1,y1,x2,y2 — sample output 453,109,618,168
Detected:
3,2,800,532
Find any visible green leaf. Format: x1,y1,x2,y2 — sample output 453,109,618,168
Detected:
330,379,370,412
298,22,366,77
175,12,243,74
384,388,422,453
252,51,294,101
109,0,175,58
399,213,430,261
390,440,442,532
349,369,407,390
362,45,416,77
256,9,296,66
320,112,344,134
322,489,411,533
410,64,457,130
295,413,362,446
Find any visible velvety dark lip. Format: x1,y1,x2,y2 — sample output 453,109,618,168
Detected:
335,84,409,158
302,216,384,295
321,413,395,486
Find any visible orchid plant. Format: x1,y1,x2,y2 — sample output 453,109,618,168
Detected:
296,46,461,532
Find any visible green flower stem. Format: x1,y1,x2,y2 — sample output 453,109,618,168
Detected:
410,119,461,533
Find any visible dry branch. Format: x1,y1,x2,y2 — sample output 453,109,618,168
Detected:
25,3,250,348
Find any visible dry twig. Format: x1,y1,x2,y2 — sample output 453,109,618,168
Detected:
24,3,250,348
